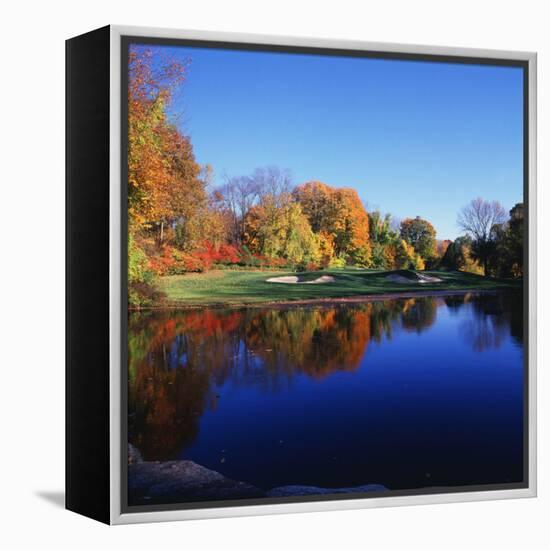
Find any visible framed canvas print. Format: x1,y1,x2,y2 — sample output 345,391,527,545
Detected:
66,25,537,525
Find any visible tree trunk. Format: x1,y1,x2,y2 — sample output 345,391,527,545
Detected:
159,221,164,246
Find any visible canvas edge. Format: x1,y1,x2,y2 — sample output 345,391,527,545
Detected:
527,52,537,500
108,24,537,525
109,24,122,526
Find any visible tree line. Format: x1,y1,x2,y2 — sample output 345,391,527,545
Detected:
442,199,524,278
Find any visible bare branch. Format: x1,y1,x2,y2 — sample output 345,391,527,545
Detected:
457,198,507,242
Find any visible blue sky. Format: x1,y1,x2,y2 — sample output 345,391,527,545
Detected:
133,44,524,240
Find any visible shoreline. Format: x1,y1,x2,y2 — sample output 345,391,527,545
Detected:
128,445,387,504
129,287,515,312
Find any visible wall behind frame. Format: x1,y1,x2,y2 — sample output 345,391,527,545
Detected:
1,1,546,549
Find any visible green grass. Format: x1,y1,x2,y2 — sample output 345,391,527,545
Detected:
156,268,521,307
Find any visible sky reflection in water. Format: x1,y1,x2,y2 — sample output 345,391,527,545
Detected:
128,291,524,492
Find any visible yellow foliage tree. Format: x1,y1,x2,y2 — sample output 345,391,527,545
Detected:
293,181,371,266
243,196,320,265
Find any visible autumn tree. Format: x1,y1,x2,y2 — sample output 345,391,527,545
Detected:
292,181,335,233
159,126,208,246
216,166,293,244
283,203,322,265
334,188,372,266
293,182,372,266
394,239,424,270
128,48,185,228
243,193,320,265
128,47,207,246
202,190,237,248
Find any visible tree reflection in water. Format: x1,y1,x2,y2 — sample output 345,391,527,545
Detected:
457,292,523,352
128,292,522,461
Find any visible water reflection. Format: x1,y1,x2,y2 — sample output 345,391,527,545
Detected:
459,292,523,352
128,292,523,464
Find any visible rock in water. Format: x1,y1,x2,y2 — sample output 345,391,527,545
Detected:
128,459,264,505
127,443,387,504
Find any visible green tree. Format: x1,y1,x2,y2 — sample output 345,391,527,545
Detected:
400,216,437,262
457,198,507,276
440,237,469,271
243,195,320,265
395,239,417,269
504,202,524,277
440,236,483,274
369,211,394,244
488,203,524,278
369,211,400,269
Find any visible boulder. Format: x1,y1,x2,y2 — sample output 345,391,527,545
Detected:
128,459,264,505
127,443,387,505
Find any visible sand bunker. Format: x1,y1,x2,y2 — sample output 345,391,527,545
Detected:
385,273,442,284
266,275,336,284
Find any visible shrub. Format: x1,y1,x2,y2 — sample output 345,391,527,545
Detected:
262,256,289,269
148,247,177,275
218,243,240,264
328,256,346,269
173,249,206,273
128,233,154,285
148,245,207,275
128,234,159,307
238,245,261,267
128,281,166,308
193,241,241,268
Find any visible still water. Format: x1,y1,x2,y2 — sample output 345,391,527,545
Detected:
128,291,524,494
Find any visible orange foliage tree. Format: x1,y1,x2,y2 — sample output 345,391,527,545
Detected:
293,181,372,266
128,48,206,245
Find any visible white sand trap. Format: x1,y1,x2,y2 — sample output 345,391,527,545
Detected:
308,275,336,284
267,276,300,284
266,275,336,284
417,273,443,283
385,273,442,284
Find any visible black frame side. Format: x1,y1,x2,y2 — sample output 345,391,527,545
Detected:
66,25,111,525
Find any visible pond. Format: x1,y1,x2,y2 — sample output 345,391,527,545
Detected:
128,291,524,501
